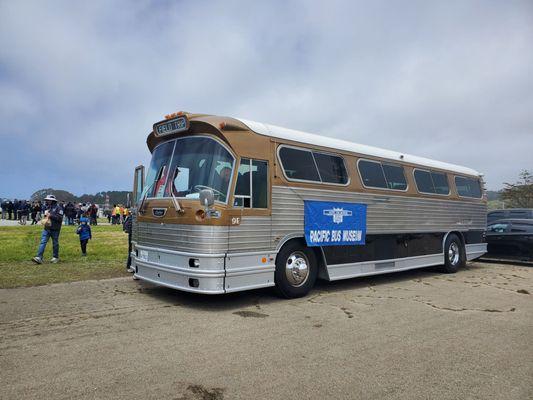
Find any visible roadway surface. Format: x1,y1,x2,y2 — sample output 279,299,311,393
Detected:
1,261,532,400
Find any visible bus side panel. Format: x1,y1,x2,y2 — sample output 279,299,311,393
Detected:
271,186,487,239
226,215,275,292
271,185,487,279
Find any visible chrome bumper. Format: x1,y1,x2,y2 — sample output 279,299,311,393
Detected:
131,245,226,294
131,244,276,295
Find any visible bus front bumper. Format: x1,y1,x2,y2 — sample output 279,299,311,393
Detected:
131,246,226,294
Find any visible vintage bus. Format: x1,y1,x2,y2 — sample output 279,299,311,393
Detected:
130,112,487,298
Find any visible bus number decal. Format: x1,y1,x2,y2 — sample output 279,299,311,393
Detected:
231,217,241,225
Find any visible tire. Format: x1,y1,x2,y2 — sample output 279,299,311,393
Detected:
274,241,318,298
440,234,465,273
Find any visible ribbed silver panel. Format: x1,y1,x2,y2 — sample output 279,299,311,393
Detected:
229,216,272,252
272,186,487,240
136,222,229,254
131,215,138,243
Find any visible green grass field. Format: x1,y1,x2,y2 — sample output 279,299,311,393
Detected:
0,224,129,288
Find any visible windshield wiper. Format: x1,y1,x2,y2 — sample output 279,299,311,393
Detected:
170,188,184,214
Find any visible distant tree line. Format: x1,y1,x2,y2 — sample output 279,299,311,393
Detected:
30,188,131,206
501,170,533,208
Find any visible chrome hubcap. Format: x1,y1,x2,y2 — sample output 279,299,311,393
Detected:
448,242,460,265
285,252,309,287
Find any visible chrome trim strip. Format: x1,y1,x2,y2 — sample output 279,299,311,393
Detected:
327,252,444,269
326,253,444,281
135,244,226,258
134,258,225,278
134,274,225,295
224,282,275,293
225,266,276,277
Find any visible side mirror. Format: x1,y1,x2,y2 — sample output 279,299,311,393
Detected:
133,165,145,207
199,189,215,208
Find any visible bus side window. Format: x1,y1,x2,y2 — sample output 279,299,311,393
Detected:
234,159,268,208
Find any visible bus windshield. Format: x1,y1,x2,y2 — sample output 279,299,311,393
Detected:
142,136,235,203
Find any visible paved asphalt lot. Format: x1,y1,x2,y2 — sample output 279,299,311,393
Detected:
1,261,531,400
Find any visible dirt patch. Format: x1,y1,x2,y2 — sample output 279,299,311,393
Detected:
175,384,225,400
517,289,529,295
232,310,269,318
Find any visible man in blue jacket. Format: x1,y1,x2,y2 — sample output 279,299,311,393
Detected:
32,195,64,264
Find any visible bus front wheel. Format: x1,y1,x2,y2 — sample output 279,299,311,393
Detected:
440,234,465,273
275,242,318,298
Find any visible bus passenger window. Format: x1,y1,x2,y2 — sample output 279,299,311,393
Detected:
414,170,435,194
234,159,268,208
431,172,450,195
279,147,320,182
382,164,407,190
455,176,482,198
358,160,387,188
313,152,348,184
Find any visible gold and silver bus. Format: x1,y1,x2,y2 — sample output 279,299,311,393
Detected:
130,112,487,298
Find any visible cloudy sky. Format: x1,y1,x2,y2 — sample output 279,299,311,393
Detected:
1,0,532,199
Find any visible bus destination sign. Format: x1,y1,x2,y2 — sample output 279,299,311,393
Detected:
153,116,188,137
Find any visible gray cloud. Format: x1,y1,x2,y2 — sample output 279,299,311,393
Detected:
1,0,532,198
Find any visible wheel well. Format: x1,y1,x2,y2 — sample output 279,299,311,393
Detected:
276,237,329,281
443,231,466,252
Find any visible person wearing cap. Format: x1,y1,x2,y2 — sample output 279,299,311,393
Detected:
32,195,64,264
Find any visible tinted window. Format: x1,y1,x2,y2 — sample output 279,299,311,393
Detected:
252,160,268,208
414,170,434,193
279,147,320,182
488,223,508,233
234,159,268,208
359,160,387,188
382,164,407,190
455,176,482,198
431,172,450,195
509,211,528,218
313,152,348,184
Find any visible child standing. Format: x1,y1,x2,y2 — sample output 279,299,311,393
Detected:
76,216,92,256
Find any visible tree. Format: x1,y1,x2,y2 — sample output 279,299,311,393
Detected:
501,170,533,208
30,188,77,203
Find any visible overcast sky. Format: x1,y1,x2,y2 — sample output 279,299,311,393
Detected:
1,0,532,199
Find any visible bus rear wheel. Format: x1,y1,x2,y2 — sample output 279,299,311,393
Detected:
440,234,465,273
275,242,317,298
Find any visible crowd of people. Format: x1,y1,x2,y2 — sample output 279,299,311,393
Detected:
0,199,129,226
1,195,133,272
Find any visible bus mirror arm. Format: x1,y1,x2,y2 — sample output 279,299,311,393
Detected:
199,189,215,218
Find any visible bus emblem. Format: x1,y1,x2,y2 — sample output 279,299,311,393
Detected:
323,208,353,224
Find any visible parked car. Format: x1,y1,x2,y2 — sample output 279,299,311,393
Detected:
486,219,533,261
487,208,533,224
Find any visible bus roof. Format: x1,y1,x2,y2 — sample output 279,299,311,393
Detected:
236,118,482,177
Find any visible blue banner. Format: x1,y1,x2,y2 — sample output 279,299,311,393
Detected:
304,200,367,247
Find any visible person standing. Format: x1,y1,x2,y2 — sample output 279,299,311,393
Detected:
7,200,13,220
123,211,133,272
30,202,41,225
89,203,98,225
76,216,92,256
19,201,29,225
1,199,7,219
32,195,64,264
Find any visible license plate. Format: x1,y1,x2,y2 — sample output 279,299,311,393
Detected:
139,250,148,261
